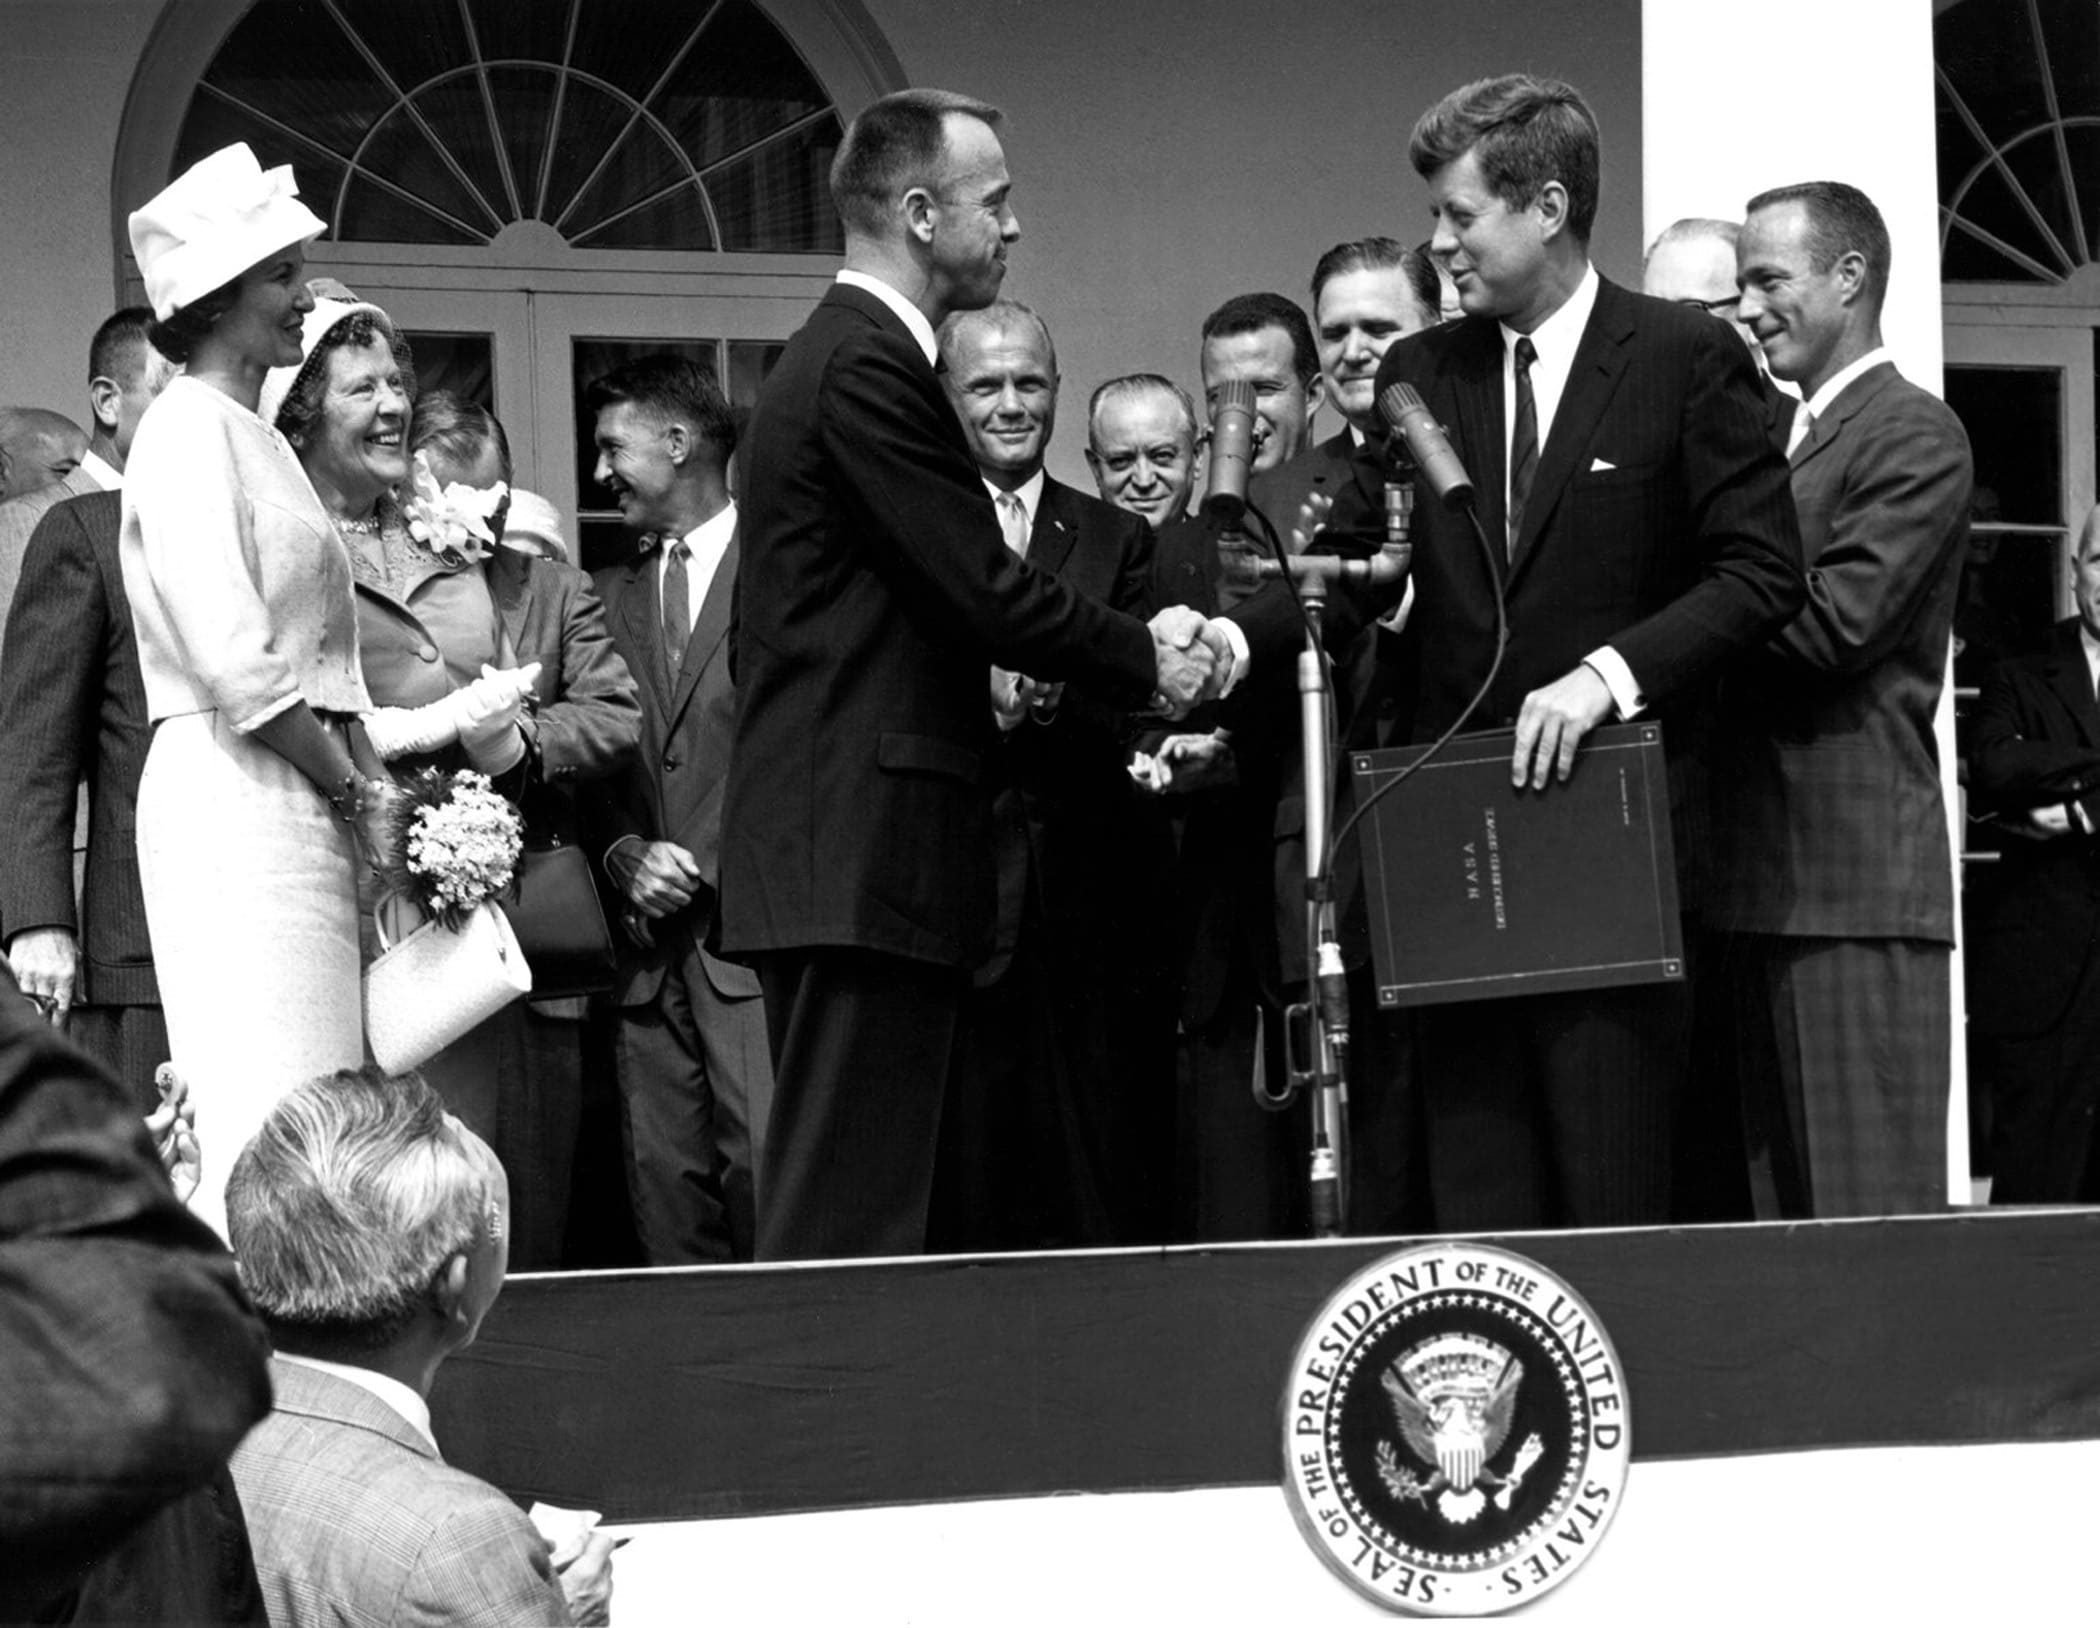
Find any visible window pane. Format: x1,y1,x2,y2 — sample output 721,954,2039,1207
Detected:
1944,364,2063,684
401,332,496,415
705,114,844,253
487,65,563,219
562,129,704,246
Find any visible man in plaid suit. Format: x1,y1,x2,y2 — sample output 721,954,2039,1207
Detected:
227,1067,614,1626
1713,181,1973,1218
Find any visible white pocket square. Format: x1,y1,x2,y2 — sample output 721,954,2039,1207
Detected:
1588,457,1617,473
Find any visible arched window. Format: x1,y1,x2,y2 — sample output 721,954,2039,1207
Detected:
173,0,844,254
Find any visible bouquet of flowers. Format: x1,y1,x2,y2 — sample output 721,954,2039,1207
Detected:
377,768,524,932
401,448,510,564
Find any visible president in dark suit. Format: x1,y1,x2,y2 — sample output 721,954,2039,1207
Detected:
719,89,1223,1261
1713,182,1971,1220
1333,74,1804,1231
581,357,771,1265
0,491,167,1105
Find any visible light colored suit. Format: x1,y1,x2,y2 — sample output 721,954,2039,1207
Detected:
0,464,98,673
232,1357,572,1628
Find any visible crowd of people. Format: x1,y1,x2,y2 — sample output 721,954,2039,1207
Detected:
0,58,2063,1626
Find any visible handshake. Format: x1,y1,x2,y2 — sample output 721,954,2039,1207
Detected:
1147,605,1238,719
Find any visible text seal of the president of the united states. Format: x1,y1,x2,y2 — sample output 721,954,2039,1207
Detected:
1280,1241,1630,1615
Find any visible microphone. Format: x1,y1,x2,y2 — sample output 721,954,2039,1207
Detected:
1377,382,1474,510
1202,378,1258,526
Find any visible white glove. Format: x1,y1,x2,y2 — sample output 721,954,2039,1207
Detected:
460,662,540,774
362,663,540,764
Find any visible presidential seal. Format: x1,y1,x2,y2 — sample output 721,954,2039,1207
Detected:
1279,1242,1629,1616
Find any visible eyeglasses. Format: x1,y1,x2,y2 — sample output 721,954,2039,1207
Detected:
1674,295,1741,318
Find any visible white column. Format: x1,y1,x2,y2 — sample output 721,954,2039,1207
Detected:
1644,0,1970,1204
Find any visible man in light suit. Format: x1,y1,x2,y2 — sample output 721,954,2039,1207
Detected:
228,1066,612,1628
1712,181,1972,1219
581,356,771,1266
0,315,178,1104
933,300,1172,1248
719,88,1226,1261
1331,73,1804,1231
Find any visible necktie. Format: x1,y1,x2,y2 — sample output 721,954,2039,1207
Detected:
1786,401,1816,460
996,490,1030,558
1508,335,1538,557
662,538,691,683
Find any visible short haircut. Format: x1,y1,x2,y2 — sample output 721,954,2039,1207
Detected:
1087,373,1198,450
581,354,736,456
1642,216,1739,275
146,276,241,365
1744,180,1892,309
273,308,417,446
227,1065,492,1354
1200,292,1318,387
937,297,1057,377
89,306,157,385
1309,237,1443,325
1409,74,1602,245
829,87,1002,238
409,389,513,484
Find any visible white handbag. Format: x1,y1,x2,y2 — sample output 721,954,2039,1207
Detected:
363,897,533,1074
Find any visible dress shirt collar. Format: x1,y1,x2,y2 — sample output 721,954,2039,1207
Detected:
2080,623,2100,695
275,1353,438,1454
982,466,1046,527
77,449,122,492
1500,262,1599,368
672,499,737,558
1802,345,1894,420
835,269,938,367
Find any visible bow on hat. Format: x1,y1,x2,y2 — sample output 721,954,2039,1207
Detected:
129,142,327,320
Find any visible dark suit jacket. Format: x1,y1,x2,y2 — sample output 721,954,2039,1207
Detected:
979,477,1160,984
1711,360,1970,943
1247,429,1359,546
1342,274,1806,913
719,282,1157,971
0,967,270,1620
1965,620,2100,1035
587,530,758,1002
0,491,158,1003
231,1358,569,1628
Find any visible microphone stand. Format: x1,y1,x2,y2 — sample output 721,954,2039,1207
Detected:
1240,471,1414,1240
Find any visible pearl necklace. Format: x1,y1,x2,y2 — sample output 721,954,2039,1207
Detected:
334,512,382,536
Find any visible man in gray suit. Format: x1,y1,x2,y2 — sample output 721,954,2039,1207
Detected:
227,1066,614,1627
582,356,773,1264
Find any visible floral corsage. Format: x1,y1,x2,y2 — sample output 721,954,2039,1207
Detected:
379,768,524,931
402,449,510,565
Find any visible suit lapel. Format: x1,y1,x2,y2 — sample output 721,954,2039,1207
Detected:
483,552,530,665
2043,622,2100,748
1444,320,1509,588
668,532,738,728
1790,361,1897,476
613,553,674,711
1029,483,1078,578
1510,281,1635,577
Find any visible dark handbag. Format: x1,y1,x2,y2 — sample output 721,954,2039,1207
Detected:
500,836,619,998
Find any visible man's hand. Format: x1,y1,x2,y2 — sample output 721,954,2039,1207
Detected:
607,838,700,918
1148,605,1217,717
2007,803,2076,841
146,1063,200,1205
6,927,79,1025
1129,730,1236,795
1512,664,1615,789
990,667,1062,732
1289,490,1334,550
554,1529,616,1628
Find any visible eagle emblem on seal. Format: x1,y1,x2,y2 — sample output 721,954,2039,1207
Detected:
1376,1332,1545,1525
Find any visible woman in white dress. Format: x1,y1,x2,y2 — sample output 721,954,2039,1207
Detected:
121,144,392,1236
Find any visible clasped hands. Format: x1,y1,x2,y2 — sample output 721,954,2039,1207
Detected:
1148,605,1236,718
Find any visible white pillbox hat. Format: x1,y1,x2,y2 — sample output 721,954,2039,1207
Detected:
128,143,326,321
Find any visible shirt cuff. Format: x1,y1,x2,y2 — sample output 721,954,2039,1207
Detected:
1214,617,1252,697
1582,646,1644,720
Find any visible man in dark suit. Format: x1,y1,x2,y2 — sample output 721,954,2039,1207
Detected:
719,88,1223,1261
932,300,1173,1248
1712,181,1972,1219
582,356,771,1265
1966,514,2100,1203
0,491,166,1106
1331,74,1804,1232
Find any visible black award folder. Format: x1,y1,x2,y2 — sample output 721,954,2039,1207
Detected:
1350,723,1683,1007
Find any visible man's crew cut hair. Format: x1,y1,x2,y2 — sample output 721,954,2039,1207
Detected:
829,87,1003,239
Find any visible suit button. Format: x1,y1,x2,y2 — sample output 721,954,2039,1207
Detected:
662,756,680,772
1183,563,1197,577
416,643,439,662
